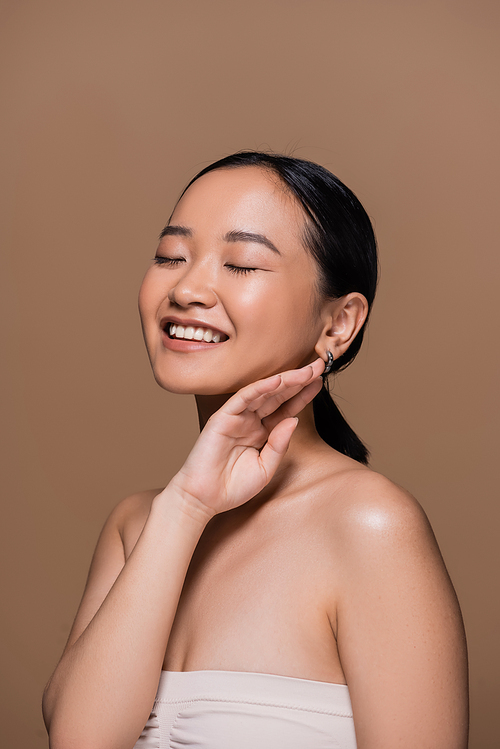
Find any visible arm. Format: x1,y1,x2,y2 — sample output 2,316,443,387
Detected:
43,360,324,749
335,474,468,749
42,489,212,749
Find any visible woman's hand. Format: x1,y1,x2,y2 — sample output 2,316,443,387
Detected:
166,358,325,518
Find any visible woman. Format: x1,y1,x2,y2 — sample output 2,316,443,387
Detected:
43,152,468,748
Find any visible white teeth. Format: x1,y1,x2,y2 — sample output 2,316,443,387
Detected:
168,323,223,343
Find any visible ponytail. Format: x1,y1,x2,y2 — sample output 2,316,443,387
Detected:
313,381,369,465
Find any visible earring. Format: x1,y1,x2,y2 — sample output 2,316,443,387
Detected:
323,350,334,376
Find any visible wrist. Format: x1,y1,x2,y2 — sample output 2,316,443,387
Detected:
152,483,216,530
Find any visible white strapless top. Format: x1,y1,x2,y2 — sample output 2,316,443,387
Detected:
133,669,357,748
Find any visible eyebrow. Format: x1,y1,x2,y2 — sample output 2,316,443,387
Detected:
159,225,281,256
159,225,192,240
223,230,281,255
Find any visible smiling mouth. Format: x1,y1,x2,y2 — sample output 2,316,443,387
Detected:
165,323,228,343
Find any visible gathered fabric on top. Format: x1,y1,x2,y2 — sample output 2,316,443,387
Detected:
133,669,357,749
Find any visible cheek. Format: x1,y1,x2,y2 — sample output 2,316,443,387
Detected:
230,275,319,340
137,274,167,362
138,271,161,326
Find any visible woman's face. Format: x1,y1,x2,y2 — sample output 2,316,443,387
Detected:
139,166,327,395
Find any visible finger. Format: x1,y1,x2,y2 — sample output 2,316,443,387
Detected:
248,360,324,416
255,368,323,420
223,374,282,416
262,377,323,431
258,417,299,480
222,359,324,418
277,374,324,417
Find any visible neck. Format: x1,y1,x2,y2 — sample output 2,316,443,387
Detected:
195,393,233,431
195,392,325,489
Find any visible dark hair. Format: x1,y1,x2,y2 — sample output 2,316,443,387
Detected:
179,151,378,465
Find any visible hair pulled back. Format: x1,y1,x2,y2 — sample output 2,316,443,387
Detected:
180,151,378,465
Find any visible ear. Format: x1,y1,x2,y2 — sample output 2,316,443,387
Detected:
314,292,369,362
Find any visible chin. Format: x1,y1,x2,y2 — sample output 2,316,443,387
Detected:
151,370,234,396
149,352,301,397
152,365,280,397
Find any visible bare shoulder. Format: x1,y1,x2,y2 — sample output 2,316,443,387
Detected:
315,462,446,579
109,488,164,559
109,488,162,528
320,463,462,637
326,464,434,543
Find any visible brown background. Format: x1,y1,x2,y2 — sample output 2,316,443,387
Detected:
1,1,498,746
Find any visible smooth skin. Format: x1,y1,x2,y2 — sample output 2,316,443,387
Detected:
43,167,468,749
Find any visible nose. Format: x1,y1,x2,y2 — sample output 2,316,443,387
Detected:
167,260,218,308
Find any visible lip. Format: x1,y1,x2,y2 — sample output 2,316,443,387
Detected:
160,316,229,352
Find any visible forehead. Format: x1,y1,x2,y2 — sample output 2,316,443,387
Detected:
170,166,307,244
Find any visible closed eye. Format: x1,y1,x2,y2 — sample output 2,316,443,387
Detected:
225,265,258,275
153,256,185,266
